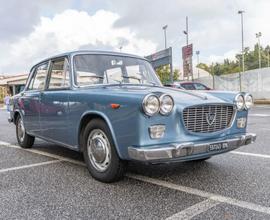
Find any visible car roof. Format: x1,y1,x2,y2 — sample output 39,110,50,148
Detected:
31,50,148,71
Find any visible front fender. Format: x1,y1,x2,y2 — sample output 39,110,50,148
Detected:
78,110,123,159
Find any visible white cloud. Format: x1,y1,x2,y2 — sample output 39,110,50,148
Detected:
109,0,270,67
208,49,239,63
0,9,157,73
1,0,270,73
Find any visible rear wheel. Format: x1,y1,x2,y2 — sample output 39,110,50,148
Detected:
82,119,126,183
16,115,35,148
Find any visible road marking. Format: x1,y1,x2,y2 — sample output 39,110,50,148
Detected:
254,105,270,109
2,141,270,163
249,114,270,117
231,151,270,159
127,174,270,215
1,141,270,215
0,142,85,166
166,199,220,220
0,160,61,173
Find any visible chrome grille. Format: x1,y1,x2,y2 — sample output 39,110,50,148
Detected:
182,105,235,133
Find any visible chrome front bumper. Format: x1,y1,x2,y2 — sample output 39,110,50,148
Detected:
128,133,257,162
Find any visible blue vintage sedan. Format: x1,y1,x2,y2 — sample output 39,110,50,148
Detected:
9,50,256,182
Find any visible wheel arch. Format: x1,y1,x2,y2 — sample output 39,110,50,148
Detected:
13,110,23,124
78,111,122,158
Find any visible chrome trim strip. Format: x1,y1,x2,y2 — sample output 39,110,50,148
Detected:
128,133,256,162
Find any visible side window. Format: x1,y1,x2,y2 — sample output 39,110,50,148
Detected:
194,83,207,90
28,63,48,90
48,58,70,89
181,83,195,90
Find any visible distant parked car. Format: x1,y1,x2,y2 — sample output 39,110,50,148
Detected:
9,50,256,183
165,81,211,90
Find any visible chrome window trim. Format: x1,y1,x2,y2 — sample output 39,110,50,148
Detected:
45,56,72,91
25,61,50,92
70,52,162,89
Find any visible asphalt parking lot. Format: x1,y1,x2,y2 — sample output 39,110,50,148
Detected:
0,106,270,219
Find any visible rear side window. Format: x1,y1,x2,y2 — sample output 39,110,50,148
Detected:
194,83,208,90
28,63,48,90
181,83,195,90
48,58,70,89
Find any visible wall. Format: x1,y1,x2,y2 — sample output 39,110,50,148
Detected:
196,67,270,99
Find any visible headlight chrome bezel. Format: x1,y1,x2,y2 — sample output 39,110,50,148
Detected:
142,94,160,116
234,94,245,111
159,94,174,115
244,93,253,110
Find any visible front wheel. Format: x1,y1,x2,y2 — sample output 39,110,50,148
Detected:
82,119,126,183
16,116,35,148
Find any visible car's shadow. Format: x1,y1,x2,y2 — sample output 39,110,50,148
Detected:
32,140,222,182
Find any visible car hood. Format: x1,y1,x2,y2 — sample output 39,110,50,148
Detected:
100,85,232,108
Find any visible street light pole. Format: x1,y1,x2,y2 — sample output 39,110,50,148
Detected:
196,50,200,78
183,16,190,80
256,32,262,69
185,16,189,45
238,10,245,91
183,16,189,46
162,25,168,49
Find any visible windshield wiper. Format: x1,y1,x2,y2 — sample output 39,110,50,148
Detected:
88,75,104,79
122,75,141,82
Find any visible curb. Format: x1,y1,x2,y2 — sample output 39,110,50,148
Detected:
254,100,270,105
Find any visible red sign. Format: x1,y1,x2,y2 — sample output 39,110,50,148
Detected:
182,44,193,78
182,44,193,59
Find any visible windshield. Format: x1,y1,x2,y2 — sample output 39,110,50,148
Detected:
73,54,162,87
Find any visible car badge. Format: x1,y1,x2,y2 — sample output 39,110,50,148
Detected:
206,112,216,126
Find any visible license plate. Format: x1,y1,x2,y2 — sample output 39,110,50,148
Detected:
209,142,228,152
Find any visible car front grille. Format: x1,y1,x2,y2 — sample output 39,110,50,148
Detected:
182,105,235,133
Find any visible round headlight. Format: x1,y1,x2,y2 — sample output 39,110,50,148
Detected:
244,94,253,109
235,94,245,110
142,94,160,116
160,94,174,115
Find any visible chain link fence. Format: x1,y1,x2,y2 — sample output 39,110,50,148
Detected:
196,67,270,100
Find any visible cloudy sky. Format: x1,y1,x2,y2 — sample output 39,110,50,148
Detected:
0,0,269,74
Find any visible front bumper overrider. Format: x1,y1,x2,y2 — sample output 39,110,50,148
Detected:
128,133,257,162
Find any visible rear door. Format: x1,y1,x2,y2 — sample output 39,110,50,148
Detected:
39,57,72,146
20,62,49,135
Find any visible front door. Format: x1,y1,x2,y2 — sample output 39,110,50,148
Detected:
21,62,49,135
39,57,72,146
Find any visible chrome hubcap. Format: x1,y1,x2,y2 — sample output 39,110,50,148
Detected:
87,129,111,172
17,118,25,142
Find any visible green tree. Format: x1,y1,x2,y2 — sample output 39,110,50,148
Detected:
156,65,180,84
198,43,270,75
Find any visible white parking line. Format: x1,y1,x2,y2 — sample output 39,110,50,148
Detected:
1,141,270,215
166,199,220,220
231,151,270,159
249,114,270,117
0,160,61,173
127,174,270,215
0,142,85,166
254,105,270,109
